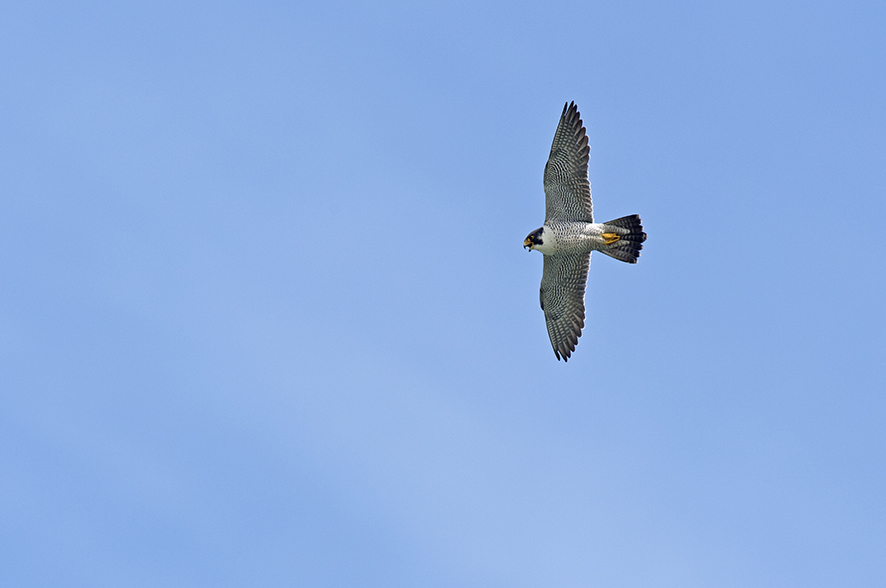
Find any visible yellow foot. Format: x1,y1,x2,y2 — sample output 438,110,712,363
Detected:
602,232,621,245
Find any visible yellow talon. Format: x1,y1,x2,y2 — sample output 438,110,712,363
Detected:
602,232,620,245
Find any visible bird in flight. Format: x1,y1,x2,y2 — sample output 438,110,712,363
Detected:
524,102,647,361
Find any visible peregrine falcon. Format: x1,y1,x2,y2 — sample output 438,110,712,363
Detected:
524,102,647,361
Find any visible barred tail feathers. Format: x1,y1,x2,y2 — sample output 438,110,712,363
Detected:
599,215,646,263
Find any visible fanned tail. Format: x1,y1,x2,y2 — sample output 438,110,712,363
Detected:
599,215,647,263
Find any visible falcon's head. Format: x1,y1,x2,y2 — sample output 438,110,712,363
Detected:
523,228,544,251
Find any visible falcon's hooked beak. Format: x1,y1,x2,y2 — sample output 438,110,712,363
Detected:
523,236,533,251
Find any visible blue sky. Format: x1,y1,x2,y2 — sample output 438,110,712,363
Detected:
2,1,885,586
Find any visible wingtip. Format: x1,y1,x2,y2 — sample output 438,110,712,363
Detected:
554,346,572,362
560,101,583,131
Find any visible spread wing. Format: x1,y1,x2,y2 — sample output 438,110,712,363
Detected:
543,102,593,223
540,252,591,361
